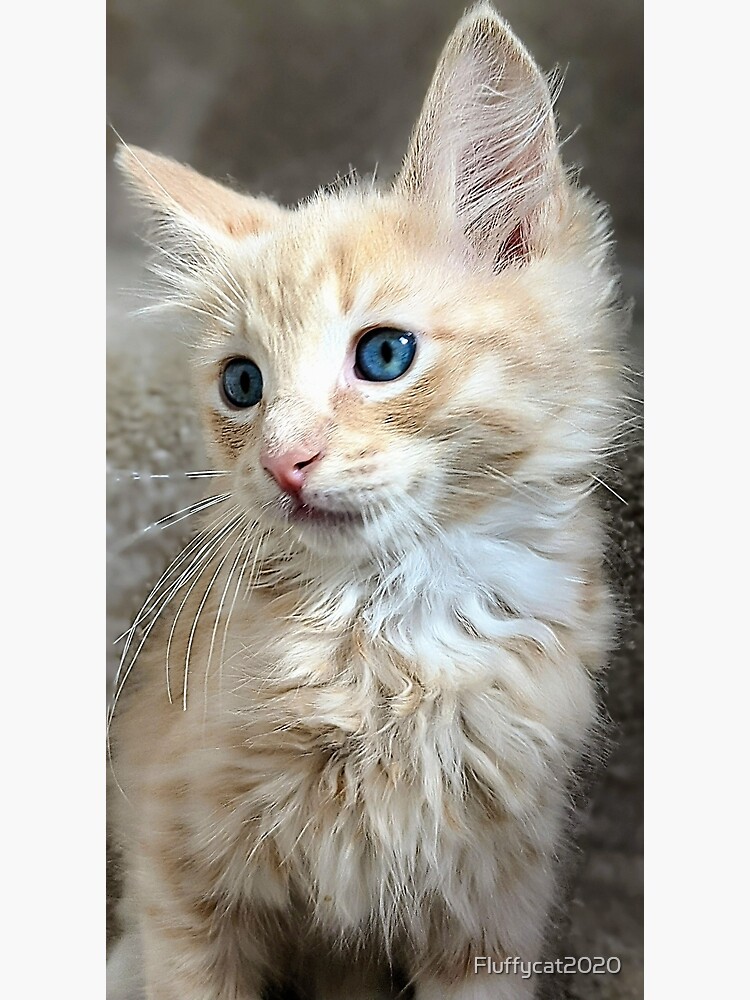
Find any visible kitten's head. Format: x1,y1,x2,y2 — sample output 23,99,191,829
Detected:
117,3,623,565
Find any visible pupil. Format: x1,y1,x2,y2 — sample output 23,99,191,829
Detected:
380,341,393,364
239,370,250,394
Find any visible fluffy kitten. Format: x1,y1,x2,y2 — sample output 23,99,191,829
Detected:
108,4,625,998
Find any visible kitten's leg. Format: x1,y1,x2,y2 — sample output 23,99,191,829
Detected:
134,872,269,1000
107,931,145,1000
139,912,263,1000
412,944,540,1000
409,861,554,1000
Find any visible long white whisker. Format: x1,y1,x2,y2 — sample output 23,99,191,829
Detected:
154,493,233,530
114,504,238,667
202,525,254,722
589,473,628,505
161,515,243,704
112,508,241,726
109,493,233,558
183,522,246,711
108,468,229,482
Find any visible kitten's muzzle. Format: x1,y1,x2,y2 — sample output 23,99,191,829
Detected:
261,441,365,530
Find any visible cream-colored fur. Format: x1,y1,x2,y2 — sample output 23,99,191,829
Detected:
108,5,625,998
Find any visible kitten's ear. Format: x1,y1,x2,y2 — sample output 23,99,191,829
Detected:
115,144,285,241
395,2,567,264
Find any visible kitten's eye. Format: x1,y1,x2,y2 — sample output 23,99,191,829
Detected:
221,358,263,408
355,328,417,382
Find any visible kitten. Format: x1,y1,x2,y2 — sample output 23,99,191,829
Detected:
108,4,625,998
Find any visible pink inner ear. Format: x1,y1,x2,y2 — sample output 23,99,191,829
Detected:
395,11,566,269
497,221,529,267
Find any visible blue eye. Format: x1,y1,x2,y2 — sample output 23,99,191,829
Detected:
355,328,417,382
221,358,263,408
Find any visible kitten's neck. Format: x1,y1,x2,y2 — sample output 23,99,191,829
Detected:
268,491,596,678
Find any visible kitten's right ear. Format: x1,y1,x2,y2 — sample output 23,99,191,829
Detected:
115,144,285,241
395,3,568,265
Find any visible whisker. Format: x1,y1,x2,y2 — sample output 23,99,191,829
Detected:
161,514,243,704
114,504,238,654
109,492,233,558
214,532,261,713
106,506,242,798
154,493,233,530
589,473,628,505
108,468,230,483
112,511,241,727
182,522,246,711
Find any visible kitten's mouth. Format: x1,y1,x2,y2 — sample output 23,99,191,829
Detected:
286,498,363,529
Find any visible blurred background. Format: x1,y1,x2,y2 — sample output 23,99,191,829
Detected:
107,2,643,997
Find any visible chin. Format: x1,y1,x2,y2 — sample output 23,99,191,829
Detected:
254,494,373,560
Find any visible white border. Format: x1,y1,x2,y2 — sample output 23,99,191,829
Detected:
645,1,749,997
4,1,103,996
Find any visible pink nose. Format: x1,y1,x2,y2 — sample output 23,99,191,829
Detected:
261,444,323,497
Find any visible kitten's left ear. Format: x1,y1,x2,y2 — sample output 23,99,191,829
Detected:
115,144,285,241
395,2,568,264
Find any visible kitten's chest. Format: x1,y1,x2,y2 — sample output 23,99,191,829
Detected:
167,580,596,922
219,605,574,823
